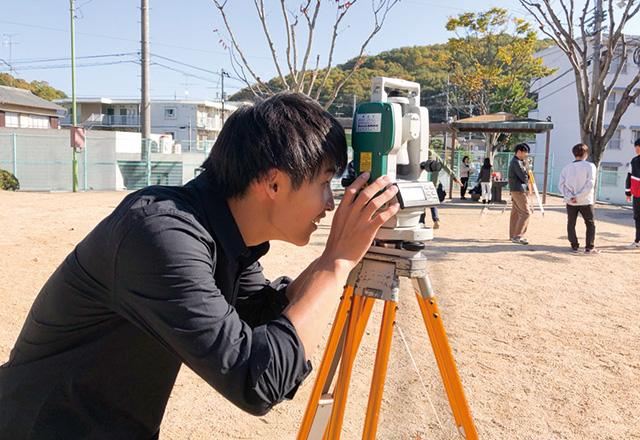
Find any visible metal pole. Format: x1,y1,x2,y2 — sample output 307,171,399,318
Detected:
141,0,151,151
70,0,78,192
542,128,551,204
12,133,17,177
449,129,456,200
146,138,151,187
83,137,88,190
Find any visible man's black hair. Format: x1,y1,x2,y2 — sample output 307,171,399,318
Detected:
201,92,347,199
514,143,530,153
634,138,640,147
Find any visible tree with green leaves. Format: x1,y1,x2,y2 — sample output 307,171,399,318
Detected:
519,0,640,170
444,8,555,158
0,74,67,101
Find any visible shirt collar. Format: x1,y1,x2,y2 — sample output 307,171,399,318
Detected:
186,174,270,262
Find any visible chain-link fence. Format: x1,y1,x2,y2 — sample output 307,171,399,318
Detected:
0,133,211,191
0,132,631,204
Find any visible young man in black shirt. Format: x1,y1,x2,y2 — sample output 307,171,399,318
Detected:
0,92,400,439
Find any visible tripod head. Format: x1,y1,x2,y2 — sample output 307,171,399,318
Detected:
346,77,440,248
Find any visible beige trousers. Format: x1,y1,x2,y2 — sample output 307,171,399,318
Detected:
510,191,531,239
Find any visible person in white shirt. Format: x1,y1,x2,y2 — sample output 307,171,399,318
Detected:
557,143,599,254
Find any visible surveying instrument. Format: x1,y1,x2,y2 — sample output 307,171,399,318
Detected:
297,77,479,440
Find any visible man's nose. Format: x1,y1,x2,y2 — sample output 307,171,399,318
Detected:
326,189,335,211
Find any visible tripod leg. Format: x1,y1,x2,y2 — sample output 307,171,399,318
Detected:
361,300,397,440
326,295,375,439
413,277,479,440
297,286,354,440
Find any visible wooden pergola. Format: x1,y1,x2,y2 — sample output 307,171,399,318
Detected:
445,113,554,203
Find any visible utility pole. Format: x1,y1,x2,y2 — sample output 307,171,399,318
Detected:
352,94,357,117
445,74,450,122
141,0,151,145
591,0,604,139
220,69,230,123
2,34,19,83
69,1,78,192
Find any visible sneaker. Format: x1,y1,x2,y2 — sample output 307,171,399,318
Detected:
482,200,487,204
571,246,579,252
585,248,600,254
510,237,529,245
433,220,440,229
626,241,640,249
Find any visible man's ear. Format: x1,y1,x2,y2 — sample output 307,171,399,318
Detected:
260,168,282,200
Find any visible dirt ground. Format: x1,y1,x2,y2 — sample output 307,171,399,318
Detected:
1,189,639,440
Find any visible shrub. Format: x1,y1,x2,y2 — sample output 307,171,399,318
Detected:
0,169,20,191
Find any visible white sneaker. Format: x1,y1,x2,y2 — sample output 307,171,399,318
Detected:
626,241,640,249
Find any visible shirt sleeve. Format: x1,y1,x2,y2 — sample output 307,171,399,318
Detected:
113,214,312,416
234,261,292,329
573,164,596,200
626,162,632,196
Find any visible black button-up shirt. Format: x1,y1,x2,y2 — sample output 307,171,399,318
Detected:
0,174,312,439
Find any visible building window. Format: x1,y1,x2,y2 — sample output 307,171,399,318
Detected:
5,112,19,128
606,92,620,112
632,130,640,144
164,107,177,119
608,130,622,150
601,165,619,187
28,115,50,129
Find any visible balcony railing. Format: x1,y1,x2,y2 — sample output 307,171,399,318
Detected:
60,113,140,127
197,117,222,131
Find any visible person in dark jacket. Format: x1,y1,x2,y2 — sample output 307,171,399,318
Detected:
478,157,493,204
508,143,532,245
625,138,640,248
0,92,400,439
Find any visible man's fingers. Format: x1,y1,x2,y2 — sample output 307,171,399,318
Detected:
342,172,371,205
362,184,398,219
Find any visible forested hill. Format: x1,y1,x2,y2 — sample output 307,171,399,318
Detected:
0,73,67,101
230,39,553,122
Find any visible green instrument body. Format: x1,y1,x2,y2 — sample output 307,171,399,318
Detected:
351,102,396,183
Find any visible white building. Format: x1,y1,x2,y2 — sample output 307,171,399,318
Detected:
528,36,640,204
54,98,241,152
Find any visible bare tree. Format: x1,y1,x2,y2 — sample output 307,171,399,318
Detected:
212,0,399,109
519,0,640,168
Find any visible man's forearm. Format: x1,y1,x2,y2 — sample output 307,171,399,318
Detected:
283,256,352,359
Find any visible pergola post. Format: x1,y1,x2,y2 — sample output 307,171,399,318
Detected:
542,128,551,205
449,129,457,200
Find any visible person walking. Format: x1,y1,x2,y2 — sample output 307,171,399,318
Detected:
625,138,640,248
508,143,532,245
478,158,493,204
558,143,599,254
458,156,473,199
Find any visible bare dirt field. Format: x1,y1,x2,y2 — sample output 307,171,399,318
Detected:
1,189,639,440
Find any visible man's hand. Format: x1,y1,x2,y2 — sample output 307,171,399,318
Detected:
322,172,400,270
455,178,462,186
283,172,400,359
628,196,632,203
570,197,578,204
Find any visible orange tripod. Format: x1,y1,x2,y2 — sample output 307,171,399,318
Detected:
297,248,479,440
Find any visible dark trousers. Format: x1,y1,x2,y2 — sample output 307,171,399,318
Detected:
634,196,640,243
419,207,439,223
460,177,469,198
566,204,595,249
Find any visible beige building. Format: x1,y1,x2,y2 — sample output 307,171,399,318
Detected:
0,85,65,130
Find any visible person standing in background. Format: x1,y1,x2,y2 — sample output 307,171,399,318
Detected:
508,143,532,245
625,138,640,248
558,143,599,254
458,156,473,200
478,158,493,204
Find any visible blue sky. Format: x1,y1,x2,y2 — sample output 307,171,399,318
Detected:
1,1,639,101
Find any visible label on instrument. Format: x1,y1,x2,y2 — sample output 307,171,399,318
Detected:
355,113,382,132
359,152,372,172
